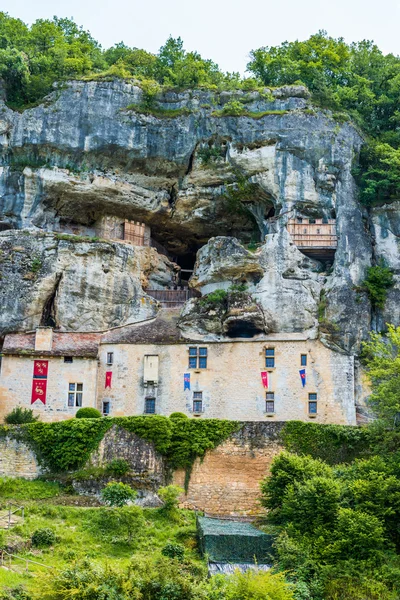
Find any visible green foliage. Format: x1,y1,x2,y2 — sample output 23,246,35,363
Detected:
0,587,32,600
197,144,225,166
282,421,372,464
158,485,183,518
0,477,60,500
161,541,185,560
31,527,57,547
362,262,394,309
105,458,130,477
101,481,137,507
198,288,228,309
84,505,145,544
362,324,400,421
23,418,113,471
4,407,38,425
209,570,295,600
220,99,246,116
247,31,400,205
75,407,102,419
169,412,189,420
29,257,42,273
114,415,172,454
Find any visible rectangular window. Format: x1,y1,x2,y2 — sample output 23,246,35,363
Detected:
308,401,317,414
64,356,73,363
103,401,110,415
301,354,307,366
266,391,275,414
265,348,275,368
107,352,114,365
188,347,208,369
68,383,83,407
309,393,317,400
193,391,203,413
145,398,156,414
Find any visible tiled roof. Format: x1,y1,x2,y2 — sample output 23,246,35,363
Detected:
2,332,101,358
101,311,191,345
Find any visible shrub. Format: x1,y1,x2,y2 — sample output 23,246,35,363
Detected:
105,458,130,476
209,569,295,600
158,485,183,516
101,482,137,507
161,541,185,560
169,412,189,420
4,407,38,425
31,528,57,547
0,586,32,600
220,99,246,116
362,263,394,309
75,407,102,419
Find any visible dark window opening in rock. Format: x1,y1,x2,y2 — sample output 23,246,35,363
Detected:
176,248,200,285
264,206,275,220
41,275,61,328
64,356,73,363
226,321,263,339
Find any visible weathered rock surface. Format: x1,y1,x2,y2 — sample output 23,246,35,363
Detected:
0,230,177,334
0,80,399,353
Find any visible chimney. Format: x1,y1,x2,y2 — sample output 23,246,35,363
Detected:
35,327,53,352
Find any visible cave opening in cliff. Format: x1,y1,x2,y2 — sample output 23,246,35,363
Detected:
176,249,199,285
225,321,263,339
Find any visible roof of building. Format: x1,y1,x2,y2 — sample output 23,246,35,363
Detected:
2,332,101,358
101,311,191,345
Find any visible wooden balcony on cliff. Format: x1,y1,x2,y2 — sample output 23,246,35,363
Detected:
287,218,337,261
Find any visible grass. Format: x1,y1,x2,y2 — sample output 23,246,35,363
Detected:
0,478,203,597
212,108,289,118
123,104,193,118
0,477,61,500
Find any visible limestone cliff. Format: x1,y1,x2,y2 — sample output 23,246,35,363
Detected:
0,79,398,356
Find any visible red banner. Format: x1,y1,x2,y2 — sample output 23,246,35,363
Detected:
31,379,47,404
261,371,269,388
105,371,112,389
33,360,48,378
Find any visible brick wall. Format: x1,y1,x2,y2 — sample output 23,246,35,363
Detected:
173,422,285,516
0,435,42,479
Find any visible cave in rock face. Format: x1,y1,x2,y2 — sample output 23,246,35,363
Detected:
225,321,264,339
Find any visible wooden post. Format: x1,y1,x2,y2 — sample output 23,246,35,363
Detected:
8,507,11,530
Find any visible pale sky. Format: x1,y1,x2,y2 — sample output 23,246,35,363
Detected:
3,0,400,73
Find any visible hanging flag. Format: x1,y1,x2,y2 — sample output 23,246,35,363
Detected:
299,369,306,387
184,373,191,391
33,360,48,378
105,371,112,389
31,379,47,404
261,371,269,388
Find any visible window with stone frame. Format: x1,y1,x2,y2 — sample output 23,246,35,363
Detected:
145,398,156,414
68,383,83,407
103,401,110,415
193,391,203,413
265,347,275,368
308,393,317,414
106,352,114,365
188,347,208,369
266,392,275,413
300,354,307,366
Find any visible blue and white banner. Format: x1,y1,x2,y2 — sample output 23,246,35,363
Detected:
184,373,191,391
299,369,306,387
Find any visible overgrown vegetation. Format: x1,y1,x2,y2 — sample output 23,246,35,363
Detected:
75,407,102,419
247,31,400,205
4,407,38,425
361,262,394,309
0,416,240,481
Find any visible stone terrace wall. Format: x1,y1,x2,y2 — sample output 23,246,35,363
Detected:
0,435,42,479
0,422,285,515
173,422,285,516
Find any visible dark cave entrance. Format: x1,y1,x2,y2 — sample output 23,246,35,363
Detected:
225,321,264,339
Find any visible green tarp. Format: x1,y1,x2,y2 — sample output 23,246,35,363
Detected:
197,516,273,563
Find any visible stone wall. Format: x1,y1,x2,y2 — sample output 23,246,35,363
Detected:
0,435,42,479
98,338,356,424
173,422,285,516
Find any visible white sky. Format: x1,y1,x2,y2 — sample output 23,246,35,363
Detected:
3,0,400,73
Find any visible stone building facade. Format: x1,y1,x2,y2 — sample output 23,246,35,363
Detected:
0,315,356,425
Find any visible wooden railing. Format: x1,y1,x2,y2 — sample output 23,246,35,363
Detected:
0,503,24,530
0,549,53,572
146,289,197,307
